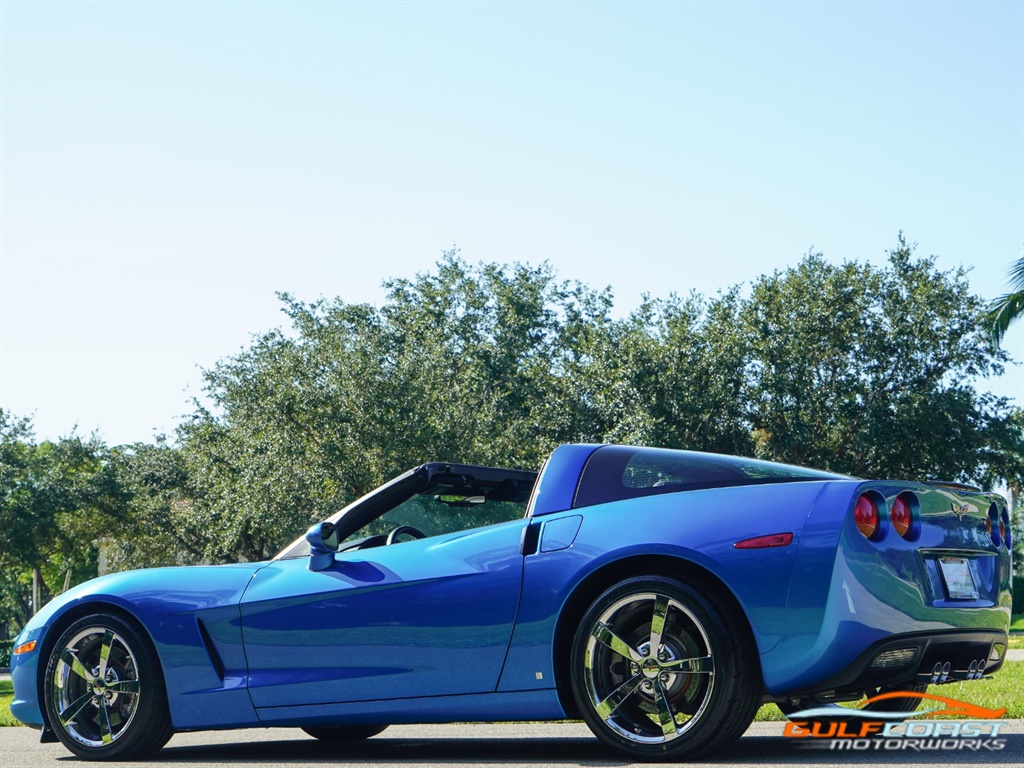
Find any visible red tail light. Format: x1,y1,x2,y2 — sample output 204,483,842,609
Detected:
890,493,916,539
855,494,881,540
987,503,1001,547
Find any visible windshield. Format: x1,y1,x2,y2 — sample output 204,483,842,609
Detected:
344,489,529,544
275,462,537,559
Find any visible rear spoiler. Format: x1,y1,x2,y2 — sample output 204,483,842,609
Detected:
923,480,983,493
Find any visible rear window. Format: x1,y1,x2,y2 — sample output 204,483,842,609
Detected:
573,446,841,508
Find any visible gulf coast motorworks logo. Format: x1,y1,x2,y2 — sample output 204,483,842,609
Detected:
783,692,1007,752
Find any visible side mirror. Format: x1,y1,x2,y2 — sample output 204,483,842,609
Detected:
306,522,339,571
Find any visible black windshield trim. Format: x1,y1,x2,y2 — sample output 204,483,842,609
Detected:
274,463,536,560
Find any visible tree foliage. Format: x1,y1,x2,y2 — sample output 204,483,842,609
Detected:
174,255,621,562
2,237,1022,635
742,237,1014,486
986,254,1024,349
170,241,1022,564
0,412,132,630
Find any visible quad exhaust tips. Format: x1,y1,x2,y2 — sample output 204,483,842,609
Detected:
926,659,986,683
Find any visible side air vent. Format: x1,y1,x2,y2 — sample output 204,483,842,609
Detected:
196,618,225,681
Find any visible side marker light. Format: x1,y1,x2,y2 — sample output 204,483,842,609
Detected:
13,640,36,655
734,533,794,549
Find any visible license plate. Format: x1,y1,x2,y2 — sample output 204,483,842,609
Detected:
938,556,978,599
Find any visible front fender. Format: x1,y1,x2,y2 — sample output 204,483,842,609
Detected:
10,564,265,731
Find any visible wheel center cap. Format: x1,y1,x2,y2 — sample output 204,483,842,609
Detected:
91,680,107,695
641,657,661,678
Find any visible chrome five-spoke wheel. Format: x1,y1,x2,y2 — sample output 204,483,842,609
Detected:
570,576,761,760
44,614,172,760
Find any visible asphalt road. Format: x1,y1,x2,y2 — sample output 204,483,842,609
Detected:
1,721,1022,768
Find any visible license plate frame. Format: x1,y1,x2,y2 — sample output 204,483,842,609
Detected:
937,556,978,600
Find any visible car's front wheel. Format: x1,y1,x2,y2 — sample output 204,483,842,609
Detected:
44,613,172,761
570,576,761,761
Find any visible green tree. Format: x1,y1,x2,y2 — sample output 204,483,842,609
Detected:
986,254,1024,348
104,440,207,571
621,290,752,454
0,412,37,632
177,253,616,562
172,239,1023,564
740,237,1023,487
0,411,131,630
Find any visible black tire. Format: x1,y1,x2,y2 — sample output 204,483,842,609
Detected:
301,724,388,741
44,613,172,761
570,576,761,761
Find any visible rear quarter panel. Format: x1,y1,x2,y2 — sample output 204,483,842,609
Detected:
763,482,1011,694
498,480,830,692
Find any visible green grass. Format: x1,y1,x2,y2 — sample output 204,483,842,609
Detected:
0,679,17,727
1010,613,1024,633
940,662,1024,716
754,661,1024,721
754,702,788,722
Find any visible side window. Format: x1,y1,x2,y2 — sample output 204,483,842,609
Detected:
619,450,745,489
573,446,840,508
574,447,745,508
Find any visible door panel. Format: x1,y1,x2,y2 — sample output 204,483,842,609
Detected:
240,518,527,708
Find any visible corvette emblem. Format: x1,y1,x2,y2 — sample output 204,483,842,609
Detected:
950,502,969,520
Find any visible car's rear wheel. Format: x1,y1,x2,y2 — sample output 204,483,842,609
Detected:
44,613,172,760
570,576,761,761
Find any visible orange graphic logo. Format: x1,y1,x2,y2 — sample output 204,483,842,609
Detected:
784,691,1006,742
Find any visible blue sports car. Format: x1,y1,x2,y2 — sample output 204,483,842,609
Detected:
9,444,1013,761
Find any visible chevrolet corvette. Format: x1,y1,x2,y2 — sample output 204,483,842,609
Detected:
9,444,1013,760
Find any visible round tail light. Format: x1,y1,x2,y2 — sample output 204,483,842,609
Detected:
890,493,915,539
855,494,881,540
988,503,1002,548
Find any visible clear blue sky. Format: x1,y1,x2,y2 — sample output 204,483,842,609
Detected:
2,1,1022,447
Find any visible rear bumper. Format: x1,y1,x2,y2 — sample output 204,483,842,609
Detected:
771,628,1008,701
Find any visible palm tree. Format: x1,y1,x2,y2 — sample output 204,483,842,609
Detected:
987,254,1024,349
